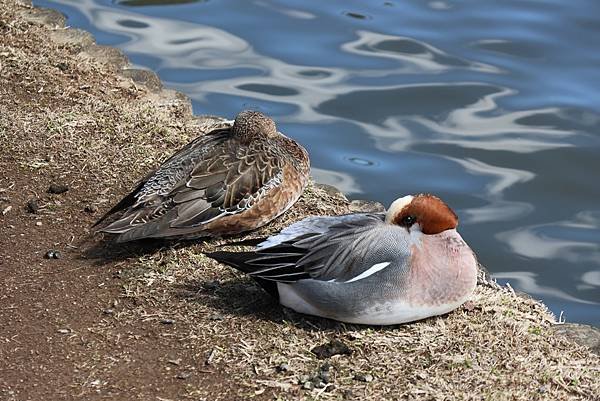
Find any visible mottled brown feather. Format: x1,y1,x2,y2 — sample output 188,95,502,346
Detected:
96,110,309,241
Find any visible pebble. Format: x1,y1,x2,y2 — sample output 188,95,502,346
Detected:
44,250,61,259
160,318,175,325
354,373,373,382
102,308,114,315
84,204,98,213
176,372,191,380
35,221,42,226
26,199,39,214
311,339,352,359
57,328,70,334
48,183,69,194
302,381,314,390
275,363,289,373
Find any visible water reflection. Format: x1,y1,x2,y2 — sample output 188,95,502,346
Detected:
497,217,600,263
493,271,597,305
342,31,499,73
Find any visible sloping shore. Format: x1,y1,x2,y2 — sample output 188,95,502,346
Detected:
1,1,598,400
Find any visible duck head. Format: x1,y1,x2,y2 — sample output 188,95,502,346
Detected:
232,110,278,143
385,194,458,235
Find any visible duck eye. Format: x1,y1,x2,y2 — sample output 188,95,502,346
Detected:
401,215,416,226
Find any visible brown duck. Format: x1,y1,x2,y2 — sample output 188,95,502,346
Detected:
95,110,310,242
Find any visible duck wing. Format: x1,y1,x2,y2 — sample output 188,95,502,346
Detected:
97,130,284,241
208,213,407,284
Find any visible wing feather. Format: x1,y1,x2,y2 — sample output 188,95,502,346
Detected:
210,214,406,284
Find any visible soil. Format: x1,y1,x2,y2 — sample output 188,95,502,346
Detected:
1,1,599,400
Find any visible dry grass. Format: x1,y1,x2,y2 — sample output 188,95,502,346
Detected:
1,1,598,400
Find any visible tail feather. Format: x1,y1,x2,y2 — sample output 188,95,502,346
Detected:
206,250,279,299
93,180,147,228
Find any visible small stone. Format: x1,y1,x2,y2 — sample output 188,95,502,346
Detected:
26,199,39,213
84,204,98,213
1,205,11,216
311,339,352,359
354,373,373,382
302,381,314,390
462,300,476,312
35,221,42,226
314,183,348,201
319,370,331,384
176,372,191,380
44,250,61,259
298,374,311,384
314,380,326,389
349,199,386,213
275,363,289,373
160,318,175,325
57,328,70,334
48,184,68,194
57,62,68,71
102,308,114,315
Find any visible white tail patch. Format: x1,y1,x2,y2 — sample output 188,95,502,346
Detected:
345,262,391,283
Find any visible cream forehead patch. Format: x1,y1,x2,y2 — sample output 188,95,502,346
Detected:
385,195,414,223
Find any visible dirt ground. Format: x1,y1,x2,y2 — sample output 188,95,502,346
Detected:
1,1,599,400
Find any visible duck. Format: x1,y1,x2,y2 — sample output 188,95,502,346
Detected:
207,194,478,325
94,110,310,242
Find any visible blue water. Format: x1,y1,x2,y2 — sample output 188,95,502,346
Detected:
34,0,600,325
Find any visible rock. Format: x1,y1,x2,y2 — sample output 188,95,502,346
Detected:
319,370,331,384
48,183,68,194
17,7,65,27
314,183,348,201
348,199,385,213
302,381,314,390
194,115,231,133
275,363,289,373
121,69,163,93
550,323,600,355
26,199,39,214
311,339,352,359
79,44,129,70
102,308,114,315
35,221,42,226
44,250,61,259
176,372,191,380
48,29,95,48
84,204,98,213
160,318,175,325
56,62,69,72
354,373,373,382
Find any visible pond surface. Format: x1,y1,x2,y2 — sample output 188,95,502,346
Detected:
34,0,600,325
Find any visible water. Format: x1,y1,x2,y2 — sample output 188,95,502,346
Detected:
34,0,600,325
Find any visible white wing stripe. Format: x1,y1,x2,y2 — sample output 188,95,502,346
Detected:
345,262,390,283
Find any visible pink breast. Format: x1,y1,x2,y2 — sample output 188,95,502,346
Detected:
405,230,477,307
